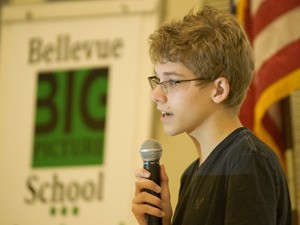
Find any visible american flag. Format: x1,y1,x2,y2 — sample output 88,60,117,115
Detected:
232,0,300,167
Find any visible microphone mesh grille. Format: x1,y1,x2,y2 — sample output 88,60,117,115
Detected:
139,139,162,162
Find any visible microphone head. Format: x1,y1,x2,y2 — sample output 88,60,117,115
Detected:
139,139,162,162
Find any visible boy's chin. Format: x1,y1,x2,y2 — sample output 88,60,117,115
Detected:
163,126,181,136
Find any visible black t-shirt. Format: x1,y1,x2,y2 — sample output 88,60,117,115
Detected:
172,128,291,225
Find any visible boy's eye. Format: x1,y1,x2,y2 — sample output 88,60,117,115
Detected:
169,80,179,86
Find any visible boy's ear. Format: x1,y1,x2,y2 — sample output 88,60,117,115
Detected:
211,77,230,104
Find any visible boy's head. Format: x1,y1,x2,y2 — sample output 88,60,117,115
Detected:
149,5,254,108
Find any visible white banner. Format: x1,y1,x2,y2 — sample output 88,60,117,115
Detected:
0,1,159,224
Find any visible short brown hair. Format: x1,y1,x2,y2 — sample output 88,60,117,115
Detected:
149,5,254,108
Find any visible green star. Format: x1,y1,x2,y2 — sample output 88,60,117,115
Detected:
50,207,56,216
73,206,79,215
61,207,67,216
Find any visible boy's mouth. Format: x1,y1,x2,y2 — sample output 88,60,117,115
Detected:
162,111,172,117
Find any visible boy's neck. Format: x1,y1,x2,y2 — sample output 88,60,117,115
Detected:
188,109,242,164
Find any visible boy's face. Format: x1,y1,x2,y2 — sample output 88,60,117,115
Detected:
152,61,215,136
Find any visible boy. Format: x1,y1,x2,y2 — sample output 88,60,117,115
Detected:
132,6,291,225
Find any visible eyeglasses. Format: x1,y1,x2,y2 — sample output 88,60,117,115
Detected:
148,76,212,93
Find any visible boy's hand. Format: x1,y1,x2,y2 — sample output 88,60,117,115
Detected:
132,165,172,225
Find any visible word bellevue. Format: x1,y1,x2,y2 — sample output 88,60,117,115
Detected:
28,34,124,64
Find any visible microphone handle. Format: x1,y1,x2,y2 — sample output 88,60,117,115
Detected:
143,161,162,225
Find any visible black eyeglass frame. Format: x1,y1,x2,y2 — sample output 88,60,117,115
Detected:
147,76,212,92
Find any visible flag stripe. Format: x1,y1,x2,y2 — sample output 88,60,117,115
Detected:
254,6,300,72
236,0,254,42
263,109,284,152
251,0,263,16
254,68,300,136
255,39,300,96
253,1,300,36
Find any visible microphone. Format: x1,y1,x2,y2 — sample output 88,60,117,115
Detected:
139,139,163,225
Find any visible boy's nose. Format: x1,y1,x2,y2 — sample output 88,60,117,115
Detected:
151,85,167,103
